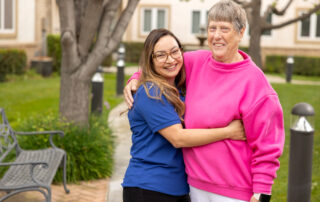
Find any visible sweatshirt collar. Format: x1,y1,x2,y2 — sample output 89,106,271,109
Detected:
209,50,252,71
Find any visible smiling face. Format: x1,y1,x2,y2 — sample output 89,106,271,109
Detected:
207,20,245,63
152,35,183,85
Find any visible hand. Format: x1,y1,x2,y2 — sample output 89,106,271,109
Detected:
123,79,138,109
226,120,246,140
250,195,259,202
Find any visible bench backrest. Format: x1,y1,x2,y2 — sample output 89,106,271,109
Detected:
0,108,18,162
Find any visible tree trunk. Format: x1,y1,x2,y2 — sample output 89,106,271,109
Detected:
59,70,91,126
56,0,140,126
249,29,263,68
248,0,263,69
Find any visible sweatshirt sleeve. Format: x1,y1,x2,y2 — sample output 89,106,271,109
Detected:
126,70,141,84
242,94,285,194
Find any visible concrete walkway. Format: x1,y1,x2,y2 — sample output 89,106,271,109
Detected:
107,102,131,202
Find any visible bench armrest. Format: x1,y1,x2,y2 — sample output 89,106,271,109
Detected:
14,131,64,149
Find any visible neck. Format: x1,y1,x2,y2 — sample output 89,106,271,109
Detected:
168,78,175,86
215,51,243,63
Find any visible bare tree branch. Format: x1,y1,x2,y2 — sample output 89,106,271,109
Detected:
79,0,122,78
271,0,293,15
74,0,87,41
263,3,320,30
78,0,104,58
233,0,253,8
107,0,140,54
95,0,122,49
56,0,80,74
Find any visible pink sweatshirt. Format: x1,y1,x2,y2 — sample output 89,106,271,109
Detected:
182,50,284,201
129,50,285,201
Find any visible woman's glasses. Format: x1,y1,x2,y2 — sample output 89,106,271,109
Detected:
153,48,182,63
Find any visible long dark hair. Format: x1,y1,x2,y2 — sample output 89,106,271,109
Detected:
138,28,186,121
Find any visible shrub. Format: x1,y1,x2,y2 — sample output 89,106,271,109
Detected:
0,49,27,81
265,55,320,76
102,54,113,67
123,42,144,63
265,55,286,74
47,34,62,73
239,46,249,54
14,113,114,183
47,34,114,69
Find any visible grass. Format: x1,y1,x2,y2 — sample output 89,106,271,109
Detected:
111,61,138,67
271,83,320,201
0,73,319,200
265,72,320,82
0,72,128,128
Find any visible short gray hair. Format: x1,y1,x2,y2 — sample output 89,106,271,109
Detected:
207,0,247,33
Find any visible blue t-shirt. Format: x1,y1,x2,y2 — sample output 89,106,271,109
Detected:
122,83,189,196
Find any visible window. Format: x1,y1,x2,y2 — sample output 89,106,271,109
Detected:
262,13,272,36
298,11,320,40
0,0,15,34
192,11,200,33
141,7,168,34
191,10,207,34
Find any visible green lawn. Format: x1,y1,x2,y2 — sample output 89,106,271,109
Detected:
0,73,127,128
0,74,319,201
265,73,320,82
271,83,320,202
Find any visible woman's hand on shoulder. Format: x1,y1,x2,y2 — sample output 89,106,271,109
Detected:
123,79,138,109
226,120,246,140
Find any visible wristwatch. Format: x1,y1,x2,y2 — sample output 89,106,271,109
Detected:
253,193,271,202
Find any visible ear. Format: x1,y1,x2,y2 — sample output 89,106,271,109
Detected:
239,27,245,39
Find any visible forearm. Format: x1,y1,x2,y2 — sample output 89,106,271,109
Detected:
159,124,230,148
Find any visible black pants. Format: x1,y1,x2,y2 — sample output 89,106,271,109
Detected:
123,187,191,202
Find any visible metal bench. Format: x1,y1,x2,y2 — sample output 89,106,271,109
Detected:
0,108,69,201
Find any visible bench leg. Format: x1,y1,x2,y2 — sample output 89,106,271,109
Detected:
46,187,51,202
63,153,70,194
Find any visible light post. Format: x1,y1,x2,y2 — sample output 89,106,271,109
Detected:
287,102,315,202
286,56,294,83
116,43,125,95
91,66,104,115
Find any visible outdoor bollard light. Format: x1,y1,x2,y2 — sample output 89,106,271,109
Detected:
287,102,315,202
116,43,125,95
286,56,294,83
91,66,104,115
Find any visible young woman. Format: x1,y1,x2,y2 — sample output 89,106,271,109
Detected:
122,28,246,202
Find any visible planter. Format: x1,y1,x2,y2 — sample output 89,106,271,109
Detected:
31,56,53,77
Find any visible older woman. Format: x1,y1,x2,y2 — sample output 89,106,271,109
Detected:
124,1,285,202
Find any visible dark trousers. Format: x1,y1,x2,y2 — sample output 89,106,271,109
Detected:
123,187,191,202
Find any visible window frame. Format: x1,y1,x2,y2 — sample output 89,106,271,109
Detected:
262,12,272,37
140,6,169,36
297,10,320,42
191,9,207,34
0,0,16,35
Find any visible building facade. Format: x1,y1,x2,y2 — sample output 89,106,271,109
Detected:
0,0,319,66
122,0,320,65
0,0,59,64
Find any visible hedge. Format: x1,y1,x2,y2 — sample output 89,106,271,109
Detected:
47,34,62,73
123,42,144,63
0,49,27,82
47,34,113,70
265,55,320,76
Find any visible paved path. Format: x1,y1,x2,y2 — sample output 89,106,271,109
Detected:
106,102,131,202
